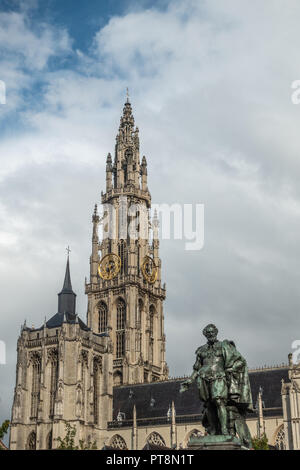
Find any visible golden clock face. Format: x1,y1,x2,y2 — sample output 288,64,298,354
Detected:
98,253,121,280
141,256,158,284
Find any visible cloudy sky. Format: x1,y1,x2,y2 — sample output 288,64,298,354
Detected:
1,0,300,430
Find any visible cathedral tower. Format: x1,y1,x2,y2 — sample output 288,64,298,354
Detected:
85,97,168,385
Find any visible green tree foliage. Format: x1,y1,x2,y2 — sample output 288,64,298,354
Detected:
0,420,9,440
252,433,269,450
0,420,10,450
56,423,97,450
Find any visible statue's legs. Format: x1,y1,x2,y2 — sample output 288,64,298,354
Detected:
205,402,219,435
210,378,229,435
214,397,229,435
199,379,218,435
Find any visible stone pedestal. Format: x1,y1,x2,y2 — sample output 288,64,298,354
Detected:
187,435,245,450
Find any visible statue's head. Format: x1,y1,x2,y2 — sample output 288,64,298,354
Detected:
202,324,218,342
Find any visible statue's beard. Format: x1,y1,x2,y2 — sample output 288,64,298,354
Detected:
207,336,217,343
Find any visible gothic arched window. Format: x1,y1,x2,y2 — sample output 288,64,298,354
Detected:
135,300,143,353
109,434,127,450
149,306,155,363
116,299,126,358
149,305,155,337
124,148,133,185
147,432,166,447
117,299,126,330
93,357,101,425
123,149,132,184
136,299,143,329
135,332,142,353
80,351,87,420
113,371,123,386
30,353,41,418
27,431,36,450
136,241,140,275
49,350,58,418
98,302,108,333
275,424,286,450
118,241,127,275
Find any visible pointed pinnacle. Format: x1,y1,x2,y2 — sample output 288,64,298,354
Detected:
62,256,73,292
93,204,99,223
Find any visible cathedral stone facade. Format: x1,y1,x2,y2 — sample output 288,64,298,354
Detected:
10,257,113,450
281,353,300,449
9,99,300,450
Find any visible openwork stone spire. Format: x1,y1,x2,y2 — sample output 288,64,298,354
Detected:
111,96,141,191
86,96,168,385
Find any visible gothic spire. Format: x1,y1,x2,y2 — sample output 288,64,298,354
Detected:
58,251,76,315
117,89,136,141
120,99,134,129
113,93,142,190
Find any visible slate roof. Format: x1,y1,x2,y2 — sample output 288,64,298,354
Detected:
44,312,109,338
112,367,289,423
46,311,89,331
248,367,289,410
113,380,203,422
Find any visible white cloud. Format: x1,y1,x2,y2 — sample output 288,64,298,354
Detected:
0,11,71,70
2,0,300,422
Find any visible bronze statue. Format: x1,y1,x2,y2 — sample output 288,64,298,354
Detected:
180,324,253,448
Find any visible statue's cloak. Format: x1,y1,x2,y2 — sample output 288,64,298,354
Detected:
221,340,253,412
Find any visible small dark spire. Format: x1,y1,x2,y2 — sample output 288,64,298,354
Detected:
58,252,76,315
62,253,72,291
